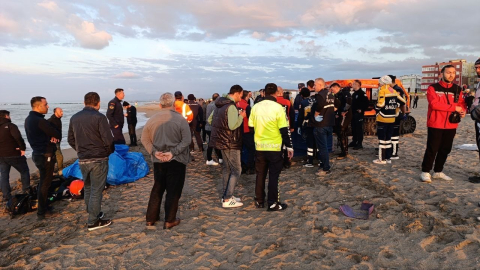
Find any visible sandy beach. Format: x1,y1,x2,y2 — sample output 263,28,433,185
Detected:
2,99,480,269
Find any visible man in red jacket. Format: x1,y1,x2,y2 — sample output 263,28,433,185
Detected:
420,65,466,183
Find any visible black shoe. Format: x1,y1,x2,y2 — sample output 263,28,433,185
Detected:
348,142,357,147
255,201,265,208
87,219,112,231
468,176,480,183
336,153,347,160
267,202,288,211
97,212,105,219
353,145,363,150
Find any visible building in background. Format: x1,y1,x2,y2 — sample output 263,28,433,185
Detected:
400,75,421,93
421,59,475,91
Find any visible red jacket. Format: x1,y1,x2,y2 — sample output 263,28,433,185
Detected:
426,80,466,129
276,96,293,128
236,99,250,133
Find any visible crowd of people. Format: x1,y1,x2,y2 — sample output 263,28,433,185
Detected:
1,58,480,231
0,88,137,231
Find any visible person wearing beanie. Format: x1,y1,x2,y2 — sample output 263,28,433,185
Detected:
123,101,138,146
387,75,408,160
420,65,466,183
468,58,480,183
174,91,193,124
186,94,204,153
373,75,406,164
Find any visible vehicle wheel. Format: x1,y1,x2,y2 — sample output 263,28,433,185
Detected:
363,119,377,136
401,115,416,134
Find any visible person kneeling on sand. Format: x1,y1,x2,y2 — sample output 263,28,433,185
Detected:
420,65,466,183
249,83,293,211
142,92,191,229
68,92,114,231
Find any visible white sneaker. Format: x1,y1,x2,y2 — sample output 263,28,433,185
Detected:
221,196,241,203
206,160,219,166
373,159,387,164
386,159,391,164
218,159,223,164
432,172,452,181
222,197,243,208
420,172,432,183
390,156,399,160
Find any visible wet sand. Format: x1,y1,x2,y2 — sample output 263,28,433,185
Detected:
2,99,480,269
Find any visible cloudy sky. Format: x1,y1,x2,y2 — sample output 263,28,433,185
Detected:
1,0,479,102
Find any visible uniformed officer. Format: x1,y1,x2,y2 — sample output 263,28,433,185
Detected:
107,88,126,144
388,75,408,160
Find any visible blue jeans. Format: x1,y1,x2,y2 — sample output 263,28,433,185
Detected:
0,156,31,201
220,149,241,199
79,160,108,225
314,126,333,171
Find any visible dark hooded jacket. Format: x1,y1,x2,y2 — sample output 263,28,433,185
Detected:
0,118,26,157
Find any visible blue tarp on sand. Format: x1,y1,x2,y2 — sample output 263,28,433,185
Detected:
62,145,149,185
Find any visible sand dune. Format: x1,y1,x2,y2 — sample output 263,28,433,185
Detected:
1,98,480,269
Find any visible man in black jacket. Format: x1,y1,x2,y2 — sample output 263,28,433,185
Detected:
68,92,114,231
350,80,369,149
48,107,64,175
187,94,204,153
123,102,137,146
312,79,338,176
25,96,62,220
0,110,31,201
106,88,125,144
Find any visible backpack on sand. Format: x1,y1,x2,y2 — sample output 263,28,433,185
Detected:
5,194,34,218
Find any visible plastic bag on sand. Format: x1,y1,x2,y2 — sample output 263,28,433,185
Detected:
62,145,149,185
339,201,374,220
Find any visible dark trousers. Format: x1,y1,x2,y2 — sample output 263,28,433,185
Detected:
206,131,222,161
413,101,418,108
314,126,333,171
255,151,283,205
146,161,186,223
32,153,56,216
242,132,255,170
190,125,203,152
0,156,31,201
377,122,394,161
335,116,351,155
79,160,108,225
392,119,400,157
475,121,480,160
111,126,126,144
128,123,137,145
421,127,456,172
200,122,207,142
305,127,315,164
351,112,364,146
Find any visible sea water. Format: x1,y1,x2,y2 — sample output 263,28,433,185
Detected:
1,101,150,157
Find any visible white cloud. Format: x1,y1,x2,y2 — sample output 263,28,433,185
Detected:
67,19,112,49
112,71,140,79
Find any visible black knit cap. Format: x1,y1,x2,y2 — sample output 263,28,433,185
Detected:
388,75,396,81
174,91,183,99
123,101,130,106
475,58,480,66
187,94,195,100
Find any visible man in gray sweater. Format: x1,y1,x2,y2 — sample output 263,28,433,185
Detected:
142,92,191,229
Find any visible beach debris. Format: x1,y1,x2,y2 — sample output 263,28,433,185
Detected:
339,201,374,220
